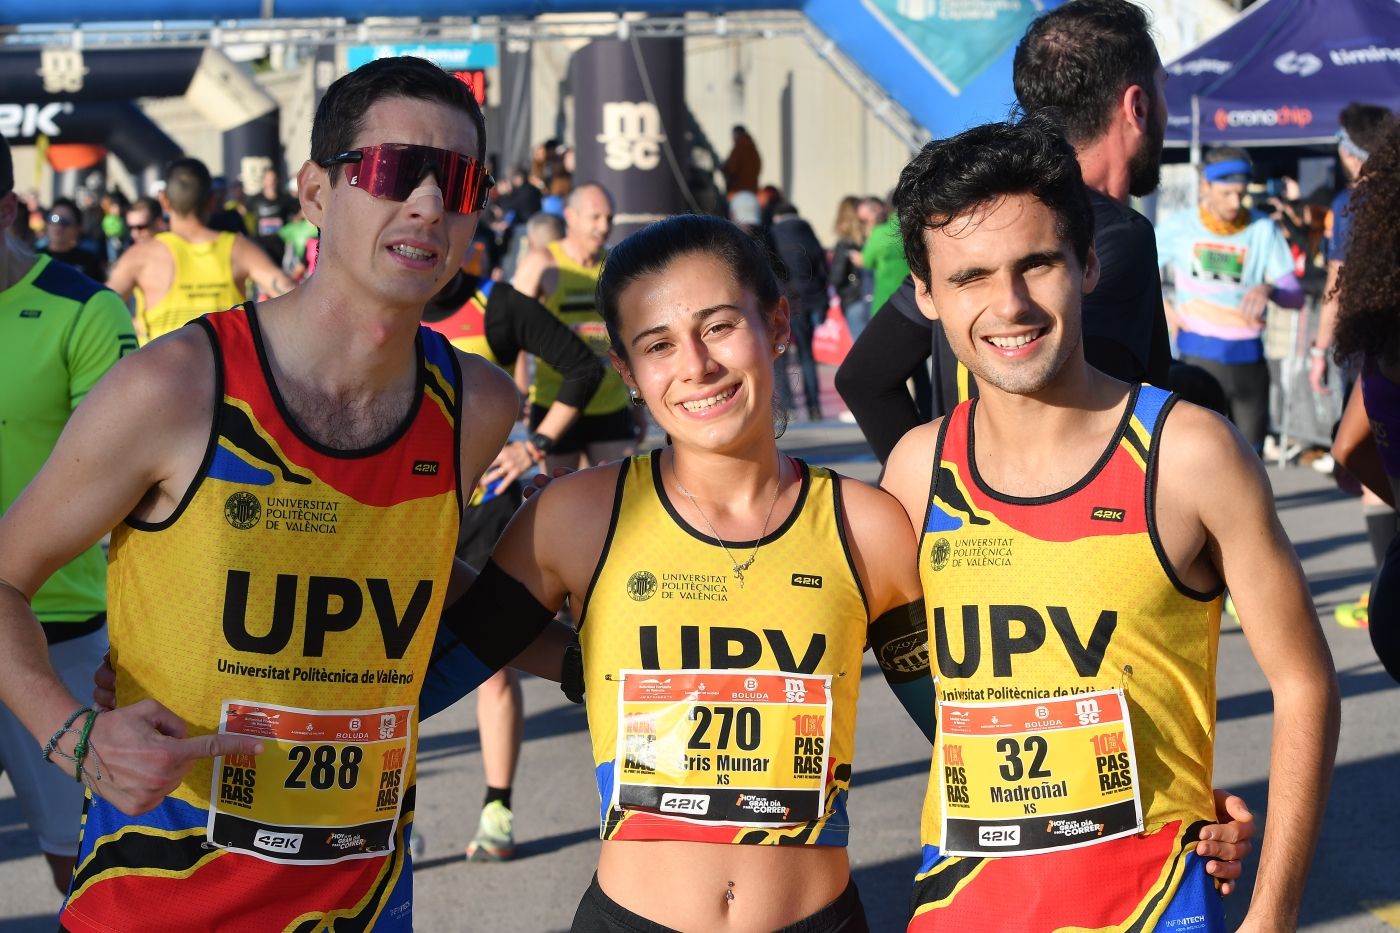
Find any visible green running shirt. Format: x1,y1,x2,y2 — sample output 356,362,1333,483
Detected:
0,254,137,632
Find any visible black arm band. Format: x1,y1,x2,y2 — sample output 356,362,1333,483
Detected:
561,641,585,704
441,559,556,672
868,600,930,684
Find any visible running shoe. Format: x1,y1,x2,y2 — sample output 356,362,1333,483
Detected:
1335,593,1370,629
465,800,515,861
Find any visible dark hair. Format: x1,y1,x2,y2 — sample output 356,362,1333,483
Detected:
0,135,12,196
1334,120,1400,365
596,213,782,360
1013,0,1159,146
164,157,212,216
1340,102,1393,155
893,114,1095,289
130,196,163,220
49,196,80,221
312,56,486,184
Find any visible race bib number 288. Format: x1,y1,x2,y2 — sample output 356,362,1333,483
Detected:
207,700,412,864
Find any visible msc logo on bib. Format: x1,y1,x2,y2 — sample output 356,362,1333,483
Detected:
225,492,261,530
627,571,658,601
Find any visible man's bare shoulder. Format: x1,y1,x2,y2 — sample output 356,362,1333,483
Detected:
511,246,557,295
1157,399,1254,477
455,348,520,427
1156,399,1268,516
108,326,216,412
533,459,627,525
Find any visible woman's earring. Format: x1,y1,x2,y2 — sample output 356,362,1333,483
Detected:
629,387,646,407
776,343,787,355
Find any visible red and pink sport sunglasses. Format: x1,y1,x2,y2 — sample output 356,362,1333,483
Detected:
318,143,494,214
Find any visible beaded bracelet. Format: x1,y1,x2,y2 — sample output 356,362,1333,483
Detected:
42,706,92,764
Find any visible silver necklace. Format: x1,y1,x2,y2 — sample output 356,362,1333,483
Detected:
671,456,785,588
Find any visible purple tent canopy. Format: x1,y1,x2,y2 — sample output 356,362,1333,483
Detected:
1165,0,1400,148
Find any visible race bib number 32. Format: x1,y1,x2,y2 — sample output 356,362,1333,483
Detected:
207,700,412,864
612,670,832,826
938,687,1143,856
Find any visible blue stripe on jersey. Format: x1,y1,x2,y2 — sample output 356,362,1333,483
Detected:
208,445,275,485
420,326,455,376
1131,385,1172,437
33,256,107,304
925,505,965,533
595,761,617,829
813,789,850,845
1157,852,1226,932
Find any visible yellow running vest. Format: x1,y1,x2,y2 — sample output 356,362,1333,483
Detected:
139,231,244,341
581,452,866,845
531,240,628,414
63,305,462,933
908,385,1225,933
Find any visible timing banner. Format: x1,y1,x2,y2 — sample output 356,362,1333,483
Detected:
937,687,1143,857
208,700,412,865
612,670,832,826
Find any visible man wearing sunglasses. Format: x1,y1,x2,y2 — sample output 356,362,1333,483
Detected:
107,157,292,343
40,197,106,282
0,56,568,932
123,197,165,246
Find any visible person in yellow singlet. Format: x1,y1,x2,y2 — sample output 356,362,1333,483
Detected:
0,58,574,931
456,213,923,931
880,116,1338,933
107,158,292,342
512,182,644,472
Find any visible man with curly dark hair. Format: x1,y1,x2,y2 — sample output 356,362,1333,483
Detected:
883,114,1338,933
1329,120,1400,679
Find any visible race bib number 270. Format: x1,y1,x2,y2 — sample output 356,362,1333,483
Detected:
612,670,832,826
208,700,412,864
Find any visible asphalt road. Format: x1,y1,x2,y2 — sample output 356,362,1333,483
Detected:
1,421,1395,932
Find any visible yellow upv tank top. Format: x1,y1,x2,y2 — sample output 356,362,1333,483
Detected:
139,231,244,341
580,451,867,846
64,305,462,933
908,385,1225,933
531,240,628,414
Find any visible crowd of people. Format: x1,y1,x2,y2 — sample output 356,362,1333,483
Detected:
0,0,1393,930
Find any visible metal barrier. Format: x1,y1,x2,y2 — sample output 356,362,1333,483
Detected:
1266,296,1343,468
